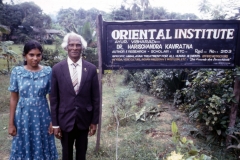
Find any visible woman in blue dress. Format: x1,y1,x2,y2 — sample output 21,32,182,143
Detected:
8,40,58,159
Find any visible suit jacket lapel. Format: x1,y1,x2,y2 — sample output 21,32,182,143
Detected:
78,60,88,93
60,60,76,95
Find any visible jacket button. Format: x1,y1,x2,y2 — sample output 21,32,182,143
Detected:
75,106,78,110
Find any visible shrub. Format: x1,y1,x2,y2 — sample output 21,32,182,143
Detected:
123,69,187,99
174,69,235,136
151,69,187,99
83,47,98,66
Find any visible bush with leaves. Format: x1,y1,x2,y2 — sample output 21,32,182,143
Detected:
174,69,235,136
83,47,98,66
167,121,214,160
41,42,65,67
224,66,240,157
0,41,18,72
123,69,153,94
150,69,187,99
41,48,62,67
41,38,65,67
123,69,187,99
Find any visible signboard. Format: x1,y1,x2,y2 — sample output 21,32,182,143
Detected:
101,20,240,69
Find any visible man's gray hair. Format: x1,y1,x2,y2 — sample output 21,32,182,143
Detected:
61,32,87,50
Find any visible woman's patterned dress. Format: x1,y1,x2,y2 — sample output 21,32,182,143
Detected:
8,66,58,160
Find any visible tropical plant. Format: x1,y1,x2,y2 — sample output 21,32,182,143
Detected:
41,38,64,67
0,41,18,72
0,24,10,35
81,21,97,46
168,121,213,160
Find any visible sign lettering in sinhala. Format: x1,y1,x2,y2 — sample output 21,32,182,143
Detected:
103,21,240,69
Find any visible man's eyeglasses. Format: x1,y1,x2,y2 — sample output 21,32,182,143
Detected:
68,44,82,49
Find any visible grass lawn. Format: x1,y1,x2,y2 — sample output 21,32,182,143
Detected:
0,71,238,159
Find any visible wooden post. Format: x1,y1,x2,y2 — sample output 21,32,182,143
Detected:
226,78,240,145
95,14,103,152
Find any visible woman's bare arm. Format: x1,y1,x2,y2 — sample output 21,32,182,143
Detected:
8,92,19,136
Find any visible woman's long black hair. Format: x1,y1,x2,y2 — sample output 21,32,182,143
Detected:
23,40,43,65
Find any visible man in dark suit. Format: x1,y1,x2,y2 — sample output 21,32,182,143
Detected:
50,32,100,160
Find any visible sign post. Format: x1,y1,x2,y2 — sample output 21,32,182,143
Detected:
95,14,103,152
96,17,240,150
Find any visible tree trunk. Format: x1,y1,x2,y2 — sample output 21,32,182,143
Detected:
226,78,240,145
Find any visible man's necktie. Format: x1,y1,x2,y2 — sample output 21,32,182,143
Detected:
72,63,78,94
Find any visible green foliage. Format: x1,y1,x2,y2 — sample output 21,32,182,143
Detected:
174,69,235,136
1,70,238,159
0,113,12,156
227,132,240,150
110,4,199,21
0,24,10,35
111,5,132,20
162,70,187,94
0,41,18,72
56,8,102,34
41,48,61,67
235,66,240,80
83,47,98,66
123,69,187,99
0,75,10,113
123,69,155,94
81,21,93,44
0,2,52,42
0,4,23,28
171,121,180,143
41,41,64,67
198,0,240,20
226,116,240,157
116,133,160,159
169,121,214,160
20,2,51,28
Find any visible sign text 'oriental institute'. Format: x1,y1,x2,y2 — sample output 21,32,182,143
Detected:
100,20,240,69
